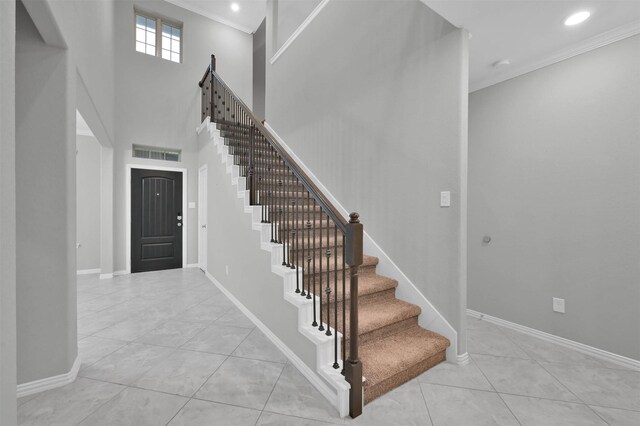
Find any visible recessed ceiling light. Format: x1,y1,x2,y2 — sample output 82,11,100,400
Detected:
230,3,240,12
564,11,591,26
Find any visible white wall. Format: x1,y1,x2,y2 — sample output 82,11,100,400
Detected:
76,134,102,271
113,0,253,272
0,0,17,422
253,18,267,120
16,0,77,384
198,128,321,382
271,0,321,53
265,0,469,354
468,35,640,360
38,0,117,145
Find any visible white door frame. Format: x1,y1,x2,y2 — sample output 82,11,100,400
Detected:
198,164,208,272
125,164,188,274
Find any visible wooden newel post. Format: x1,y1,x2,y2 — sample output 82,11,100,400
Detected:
344,212,363,418
248,125,256,205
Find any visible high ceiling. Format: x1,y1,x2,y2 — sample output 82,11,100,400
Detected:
424,1,640,91
165,0,267,34
171,0,640,91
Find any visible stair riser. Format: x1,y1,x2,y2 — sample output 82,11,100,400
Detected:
287,247,345,265
286,238,345,254
346,316,419,347
297,287,396,308
364,351,446,405
259,206,325,215
300,263,377,278
226,147,275,156
277,222,337,232
228,156,287,165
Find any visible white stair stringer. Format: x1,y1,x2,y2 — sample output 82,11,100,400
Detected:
199,120,351,417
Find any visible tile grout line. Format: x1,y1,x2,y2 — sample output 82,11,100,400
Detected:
417,381,609,408
467,353,523,426
480,317,637,373
533,356,615,425
471,322,611,415
72,382,129,426
163,395,191,426
259,361,288,415
260,408,343,425
417,378,437,426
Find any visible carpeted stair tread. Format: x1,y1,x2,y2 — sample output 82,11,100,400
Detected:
302,254,379,274
343,298,421,337
325,273,397,302
278,218,337,231
213,118,451,407
360,325,450,403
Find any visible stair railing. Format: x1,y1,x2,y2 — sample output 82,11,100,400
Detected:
199,54,363,418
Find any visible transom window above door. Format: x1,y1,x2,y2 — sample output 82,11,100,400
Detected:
135,11,182,63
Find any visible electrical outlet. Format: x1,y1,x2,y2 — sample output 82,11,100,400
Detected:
225,265,229,276
440,191,451,207
553,297,565,313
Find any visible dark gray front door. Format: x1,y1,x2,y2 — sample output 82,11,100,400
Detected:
131,169,183,273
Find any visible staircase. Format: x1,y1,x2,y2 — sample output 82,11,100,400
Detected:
199,54,450,417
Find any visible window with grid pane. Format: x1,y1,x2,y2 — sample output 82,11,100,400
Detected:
134,11,182,63
161,24,181,63
135,14,156,57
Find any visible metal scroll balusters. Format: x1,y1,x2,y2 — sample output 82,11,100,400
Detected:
199,60,364,417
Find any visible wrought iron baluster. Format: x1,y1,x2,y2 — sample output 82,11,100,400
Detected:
318,208,324,332
306,192,312,300
291,192,297,271
198,59,363,418
301,191,307,297
334,224,339,368
325,214,332,337
281,168,287,265
342,233,346,374
312,198,317,327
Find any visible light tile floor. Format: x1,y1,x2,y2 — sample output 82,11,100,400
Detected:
17,268,640,425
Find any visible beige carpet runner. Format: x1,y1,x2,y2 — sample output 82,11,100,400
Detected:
220,122,450,404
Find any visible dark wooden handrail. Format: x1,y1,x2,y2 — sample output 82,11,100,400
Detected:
200,53,363,418
209,68,349,233
198,65,210,88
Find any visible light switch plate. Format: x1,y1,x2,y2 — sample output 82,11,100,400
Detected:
440,191,451,207
553,297,565,313
189,202,196,209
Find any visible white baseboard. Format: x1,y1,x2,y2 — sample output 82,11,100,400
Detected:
467,309,640,371
456,352,470,365
101,270,127,279
205,271,343,414
17,355,81,398
77,268,101,275
264,122,458,360
201,122,350,416
185,263,199,268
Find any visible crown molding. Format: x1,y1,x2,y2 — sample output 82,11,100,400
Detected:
269,0,331,64
164,0,256,34
471,20,640,92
